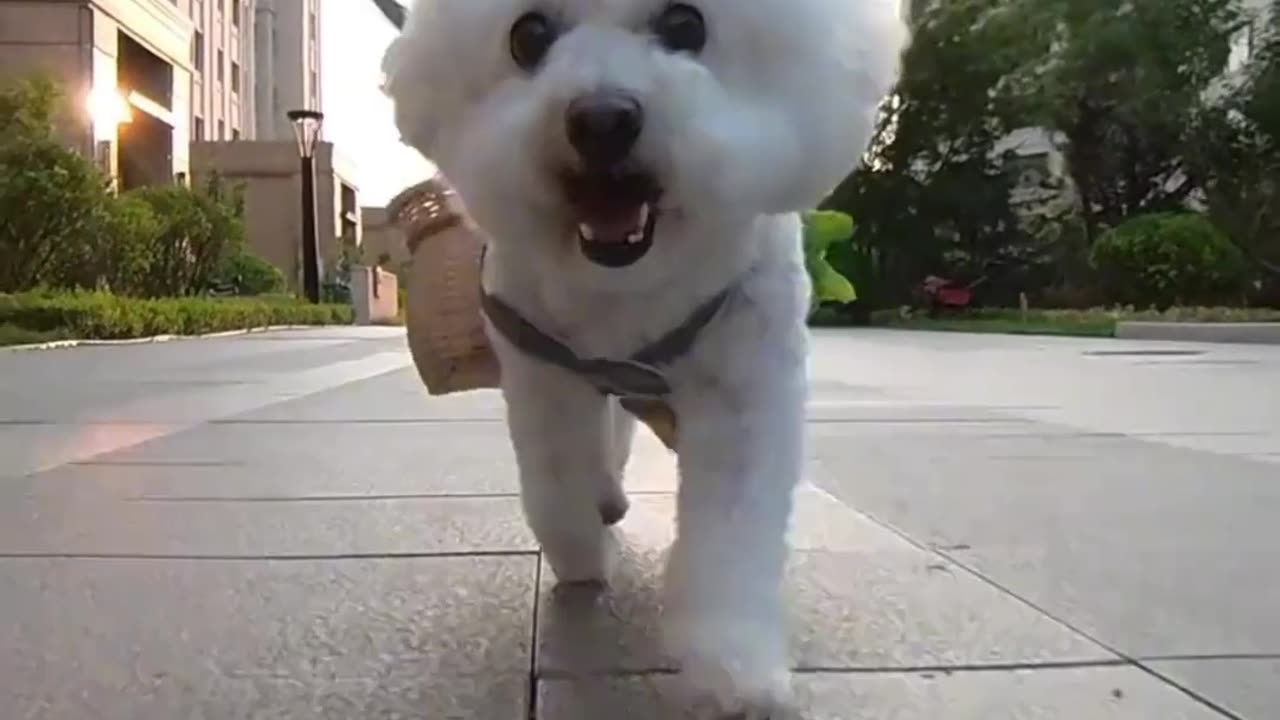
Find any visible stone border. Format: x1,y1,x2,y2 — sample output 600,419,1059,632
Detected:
1,325,322,353
1115,321,1280,345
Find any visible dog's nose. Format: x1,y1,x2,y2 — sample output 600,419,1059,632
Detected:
565,90,643,167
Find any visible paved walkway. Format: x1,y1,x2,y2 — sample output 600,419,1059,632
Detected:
1,327,1276,718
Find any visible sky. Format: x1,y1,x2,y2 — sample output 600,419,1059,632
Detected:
320,0,435,206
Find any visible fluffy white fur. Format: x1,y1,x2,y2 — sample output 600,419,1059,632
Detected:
383,1,906,714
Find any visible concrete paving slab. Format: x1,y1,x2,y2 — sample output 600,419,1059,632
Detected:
537,666,1225,719
536,490,1109,676
0,492,535,557
59,420,522,496
1116,321,1280,344
0,337,411,424
807,427,1280,659
0,555,535,720
233,369,508,422
0,422,183,478
1146,658,1280,720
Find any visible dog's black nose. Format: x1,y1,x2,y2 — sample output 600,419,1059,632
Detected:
565,90,643,167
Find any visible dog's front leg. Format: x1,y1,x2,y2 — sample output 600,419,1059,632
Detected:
500,355,628,585
664,365,805,716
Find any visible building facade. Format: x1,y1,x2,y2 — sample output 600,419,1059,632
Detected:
179,0,253,142
192,140,360,291
251,0,320,142
1,0,195,188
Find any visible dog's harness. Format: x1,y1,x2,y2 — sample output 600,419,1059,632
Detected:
479,254,733,450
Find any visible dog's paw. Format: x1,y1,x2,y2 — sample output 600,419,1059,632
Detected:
543,526,620,586
666,618,793,719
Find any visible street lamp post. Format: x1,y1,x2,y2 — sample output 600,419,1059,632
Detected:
286,109,324,303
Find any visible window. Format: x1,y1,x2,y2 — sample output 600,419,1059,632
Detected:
217,119,225,140
217,49,224,82
193,31,203,72
232,0,241,27
193,116,204,140
232,128,241,141
231,61,240,93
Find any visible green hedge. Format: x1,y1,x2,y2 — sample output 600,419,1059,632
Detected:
0,291,352,342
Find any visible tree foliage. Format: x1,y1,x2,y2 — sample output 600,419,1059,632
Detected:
0,74,272,298
824,0,1277,310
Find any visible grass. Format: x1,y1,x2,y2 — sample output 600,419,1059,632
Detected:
865,306,1280,338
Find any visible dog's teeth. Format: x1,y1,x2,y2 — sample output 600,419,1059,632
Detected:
638,203,650,225
626,231,644,244
578,224,595,241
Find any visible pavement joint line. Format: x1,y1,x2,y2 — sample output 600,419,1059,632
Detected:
527,554,545,720
0,550,540,561
534,655,1280,681
1132,653,1280,662
799,483,1245,719
806,417,1032,425
66,460,247,468
126,492,525,502
534,658,1153,681
125,490,675,502
207,417,506,425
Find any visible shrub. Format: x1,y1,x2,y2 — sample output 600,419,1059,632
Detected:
0,106,115,292
125,177,247,298
1090,213,1247,308
211,251,286,295
93,193,161,293
0,290,352,340
1,75,256,299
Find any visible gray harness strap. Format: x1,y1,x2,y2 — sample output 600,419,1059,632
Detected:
479,283,731,400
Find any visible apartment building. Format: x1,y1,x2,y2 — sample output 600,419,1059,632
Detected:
252,0,320,141
180,0,253,142
0,0,195,188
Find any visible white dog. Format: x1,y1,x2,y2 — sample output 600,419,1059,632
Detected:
383,0,906,714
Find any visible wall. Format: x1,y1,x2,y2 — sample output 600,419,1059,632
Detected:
0,0,192,183
360,206,410,269
0,1,95,155
252,0,319,142
184,0,253,140
190,139,360,291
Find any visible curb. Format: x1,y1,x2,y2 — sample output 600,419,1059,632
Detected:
1114,321,1280,345
1,325,323,352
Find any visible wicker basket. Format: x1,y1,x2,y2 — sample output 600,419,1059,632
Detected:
388,175,500,395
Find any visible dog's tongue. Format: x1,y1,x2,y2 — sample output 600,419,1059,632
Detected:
579,203,649,244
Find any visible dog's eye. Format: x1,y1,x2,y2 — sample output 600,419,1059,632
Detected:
510,11,557,71
652,3,706,54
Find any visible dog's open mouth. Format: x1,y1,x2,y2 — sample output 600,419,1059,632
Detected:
562,171,661,268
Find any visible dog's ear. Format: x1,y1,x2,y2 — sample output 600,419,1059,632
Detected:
380,33,441,157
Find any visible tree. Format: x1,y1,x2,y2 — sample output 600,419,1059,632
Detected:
0,76,116,293
1186,0,1280,295
1004,0,1245,240
823,0,1034,306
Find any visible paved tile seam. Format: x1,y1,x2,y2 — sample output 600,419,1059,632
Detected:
872,516,1251,720
1134,654,1280,663
208,417,506,425
797,483,1245,719
122,490,676,503
527,555,545,720
537,658,1140,681
0,550,541,561
1133,666,1251,720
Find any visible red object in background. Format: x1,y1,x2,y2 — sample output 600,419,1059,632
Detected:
921,275,979,311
